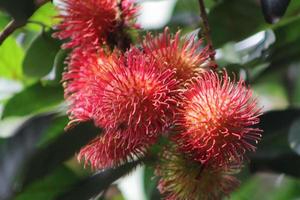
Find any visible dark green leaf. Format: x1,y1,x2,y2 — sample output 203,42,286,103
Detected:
44,49,69,86
209,0,264,47
269,17,300,66
143,165,160,200
259,109,300,136
2,82,64,118
249,109,300,177
37,115,68,147
288,118,300,155
15,166,79,200
55,159,142,200
23,30,61,78
232,174,300,200
21,121,102,187
0,113,56,200
261,0,291,23
0,0,35,22
253,109,300,158
251,153,300,178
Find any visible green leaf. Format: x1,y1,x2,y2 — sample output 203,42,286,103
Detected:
292,67,300,105
37,115,68,147
27,2,58,31
261,0,291,23
44,49,69,86
0,113,56,200
23,30,61,78
254,109,300,158
0,0,35,22
15,166,79,200
55,160,142,200
143,166,160,200
2,82,64,118
249,109,300,177
251,153,300,178
209,0,264,47
269,17,300,67
0,36,24,80
232,174,300,200
288,118,300,155
21,121,102,187
0,12,10,29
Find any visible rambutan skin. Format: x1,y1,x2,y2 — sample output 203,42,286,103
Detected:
174,70,262,167
64,48,179,169
93,49,179,138
63,48,118,125
155,145,240,200
78,128,148,170
142,28,213,83
54,0,138,49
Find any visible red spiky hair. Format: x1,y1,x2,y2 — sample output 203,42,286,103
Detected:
174,70,262,167
65,48,178,169
93,49,178,134
54,0,138,49
78,128,148,169
63,48,119,125
155,145,240,200
142,27,214,83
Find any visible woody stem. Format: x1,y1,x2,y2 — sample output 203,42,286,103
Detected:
198,0,216,62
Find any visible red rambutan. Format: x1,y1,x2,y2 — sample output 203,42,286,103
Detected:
93,49,179,136
142,28,213,83
78,128,149,169
54,0,138,49
63,48,119,125
155,145,240,200
64,48,178,169
175,70,262,167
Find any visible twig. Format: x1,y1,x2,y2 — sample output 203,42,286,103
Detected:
35,0,51,7
0,0,50,45
0,20,24,45
198,0,216,62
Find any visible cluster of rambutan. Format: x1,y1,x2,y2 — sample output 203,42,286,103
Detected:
54,0,262,199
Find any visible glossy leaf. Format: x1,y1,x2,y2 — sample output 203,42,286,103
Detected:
15,166,79,200
0,0,35,22
253,109,300,158
2,82,64,118
27,2,58,31
143,166,160,200
232,174,300,200
261,0,291,23
0,113,56,200
0,36,24,80
56,159,142,200
21,121,101,187
44,49,69,86
288,118,300,155
209,0,264,47
251,153,300,178
23,30,61,78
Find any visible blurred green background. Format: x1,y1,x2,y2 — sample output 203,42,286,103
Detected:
1,0,300,199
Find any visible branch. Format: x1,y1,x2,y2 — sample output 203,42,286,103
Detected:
0,0,50,45
0,20,24,45
198,0,216,63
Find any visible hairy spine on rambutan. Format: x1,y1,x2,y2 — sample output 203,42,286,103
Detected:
174,70,262,167
63,48,119,126
53,0,138,49
142,27,214,83
155,144,240,200
68,48,179,169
